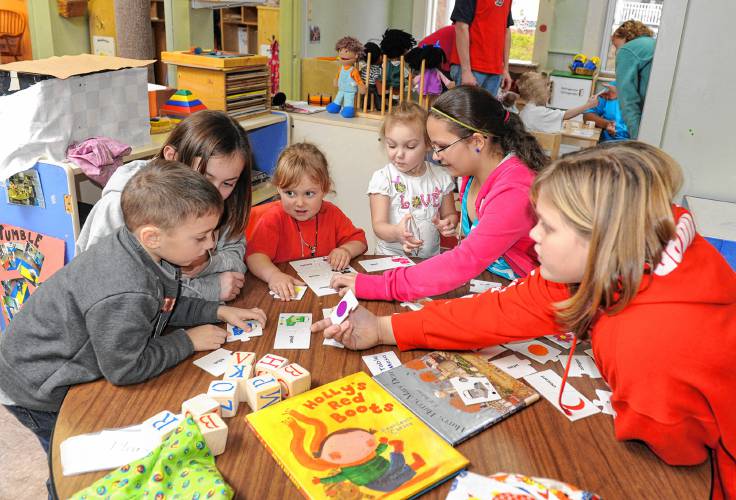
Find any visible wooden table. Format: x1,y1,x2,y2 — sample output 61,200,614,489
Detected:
51,259,711,499
561,122,602,149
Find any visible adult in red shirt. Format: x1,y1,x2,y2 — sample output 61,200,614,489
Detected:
314,142,736,499
419,25,456,73
450,0,514,96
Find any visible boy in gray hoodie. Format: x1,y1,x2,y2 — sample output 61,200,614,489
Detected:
0,160,266,469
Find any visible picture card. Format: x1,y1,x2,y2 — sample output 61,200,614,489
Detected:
362,351,401,376
450,376,501,405
491,354,537,379
523,369,600,421
321,307,344,348
290,256,357,296
273,313,312,350
469,279,503,293
593,389,616,416
558,355,602,378
399,297,432,311
269,285,307,300
330,289,359,325
193,348,232,376
504,340,561,364
475,344,508,360
584,348,595,359
545,332,575,349
358,256,416,273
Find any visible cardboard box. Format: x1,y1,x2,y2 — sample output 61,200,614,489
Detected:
549,70,594,110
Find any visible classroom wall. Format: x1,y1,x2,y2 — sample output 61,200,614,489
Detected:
0,0,32,62
26,0,90,59
545,0,587,71
388,0,414,33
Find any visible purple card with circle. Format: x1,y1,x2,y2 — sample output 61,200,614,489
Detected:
329,290,359,325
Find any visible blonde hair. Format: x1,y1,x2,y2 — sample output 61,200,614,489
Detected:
531,141,683,339
516,72,549,106
380,101,431,146
272,142,333,193
613,20,654,42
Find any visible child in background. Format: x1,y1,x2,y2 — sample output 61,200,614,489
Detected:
368,102,457,259
583,81,630,142
313,142,736,500
517,72,598,133
76,110,253,302
0,161,267,490
246,143,367,300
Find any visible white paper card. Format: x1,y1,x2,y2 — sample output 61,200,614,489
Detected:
274,313,312,349
399,297,432,311
362,351,401,375
475,344,508,360
269,285,307,300
60,427,157,476
469,279,503,293
523,369,600,421
321,308,344,348
330,290,359,325
504,340,561,364
290,257,357,296
593,389,616,416
558,355,602,378
545,332,575,349
450,376,501,405
226,321,262,342
584,348,594,359
358,256,416,272
491,354,537,379
193,348,232,376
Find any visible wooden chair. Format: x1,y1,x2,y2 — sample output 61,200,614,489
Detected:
531,131,562,160
0,9,26,61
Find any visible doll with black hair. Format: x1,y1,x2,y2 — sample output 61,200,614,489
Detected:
376,29,416,102
359,42,383,111
405,42,455,106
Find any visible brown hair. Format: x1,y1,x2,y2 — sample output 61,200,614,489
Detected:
122,159,223,232
272,143,333,194
613,19,654,42
431,85,548,172
516,71,549,106
380,101,431,145
530,141,683,339
159,110,252,239
335,36,364,58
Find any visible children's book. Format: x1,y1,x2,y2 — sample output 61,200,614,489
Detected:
247,371,468,499
373,351,539,446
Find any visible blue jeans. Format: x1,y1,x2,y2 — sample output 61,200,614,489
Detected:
450,64,502,97
4,405,58,499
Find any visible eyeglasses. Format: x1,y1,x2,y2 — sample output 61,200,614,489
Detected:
430,134,472,155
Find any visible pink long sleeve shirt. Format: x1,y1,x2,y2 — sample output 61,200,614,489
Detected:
356,154,539,301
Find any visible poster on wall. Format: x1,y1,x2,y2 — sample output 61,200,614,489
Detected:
0,223,65,333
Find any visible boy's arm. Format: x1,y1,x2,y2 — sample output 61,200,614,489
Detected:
85,293,194,386
168,295,219,326
583,112,611,129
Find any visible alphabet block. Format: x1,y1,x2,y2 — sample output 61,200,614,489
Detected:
142,410,182,441
181,393,221,418
230,351,256,367
255,353,289,377
207,380,239,418
244,375,282,411
195,412,228,456
274,363,311,398
223,362,254,401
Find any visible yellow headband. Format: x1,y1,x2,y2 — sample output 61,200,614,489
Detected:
430,106,488,135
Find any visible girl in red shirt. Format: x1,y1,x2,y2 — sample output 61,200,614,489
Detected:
246,143,367,300
313,141,736,498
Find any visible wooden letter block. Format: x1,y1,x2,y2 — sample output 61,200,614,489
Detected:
255,353,289,377
207,380,239,418
195,412,228,456
142,410,182,440
244,375,282,411
230,351,256,367
181,393,221,418
223,363,253,401
274,363,311,398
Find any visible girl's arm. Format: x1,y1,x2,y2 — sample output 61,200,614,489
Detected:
433,193,459,238
370,194,403,243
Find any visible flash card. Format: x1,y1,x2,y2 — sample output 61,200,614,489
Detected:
193,348,233,376
358,256,416,273
558,355,602,378
491,354,537,379
226,324,250,342
330,290,359,325
469,279,503,293
504,339,561,364
450,376,501,405
269,285,307,300
322,308,344,348
273,313,312,350
593,389,616,416
523,369,600,421
362,351,401,375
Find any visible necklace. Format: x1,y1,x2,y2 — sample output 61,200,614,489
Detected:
295,214,319,257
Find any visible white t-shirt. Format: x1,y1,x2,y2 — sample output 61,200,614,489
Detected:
520,103,565,133
367,162,455,258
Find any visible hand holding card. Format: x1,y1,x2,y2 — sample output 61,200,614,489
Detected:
330,289,359,325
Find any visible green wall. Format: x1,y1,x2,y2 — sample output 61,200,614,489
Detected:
547,0,589,71
28,0,90,59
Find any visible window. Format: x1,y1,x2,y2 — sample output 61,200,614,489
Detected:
509,0,539,62
600,0,663,72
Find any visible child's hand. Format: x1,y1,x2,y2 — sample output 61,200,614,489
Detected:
328,247,351,270
605,121,616,135
268,271,305,301
397,214,423,253
311,306,382,350
432,215,457,238
217,305,267,330
186,325,227,351
330,273,357,295
585,95,599,109
219,271,245,302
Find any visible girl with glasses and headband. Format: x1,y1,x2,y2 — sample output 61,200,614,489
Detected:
333,85,547,301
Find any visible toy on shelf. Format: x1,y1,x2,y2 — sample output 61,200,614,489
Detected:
405,42,455,108
325,36,366,118
359,42,383,112
376,29,416,111
569,54,600,76
308,94,332,106
160,89,207,118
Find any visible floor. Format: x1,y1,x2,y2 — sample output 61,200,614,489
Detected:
0,405,49,498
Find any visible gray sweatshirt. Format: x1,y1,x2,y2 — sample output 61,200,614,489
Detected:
75,160,248,301
0,227,219,412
